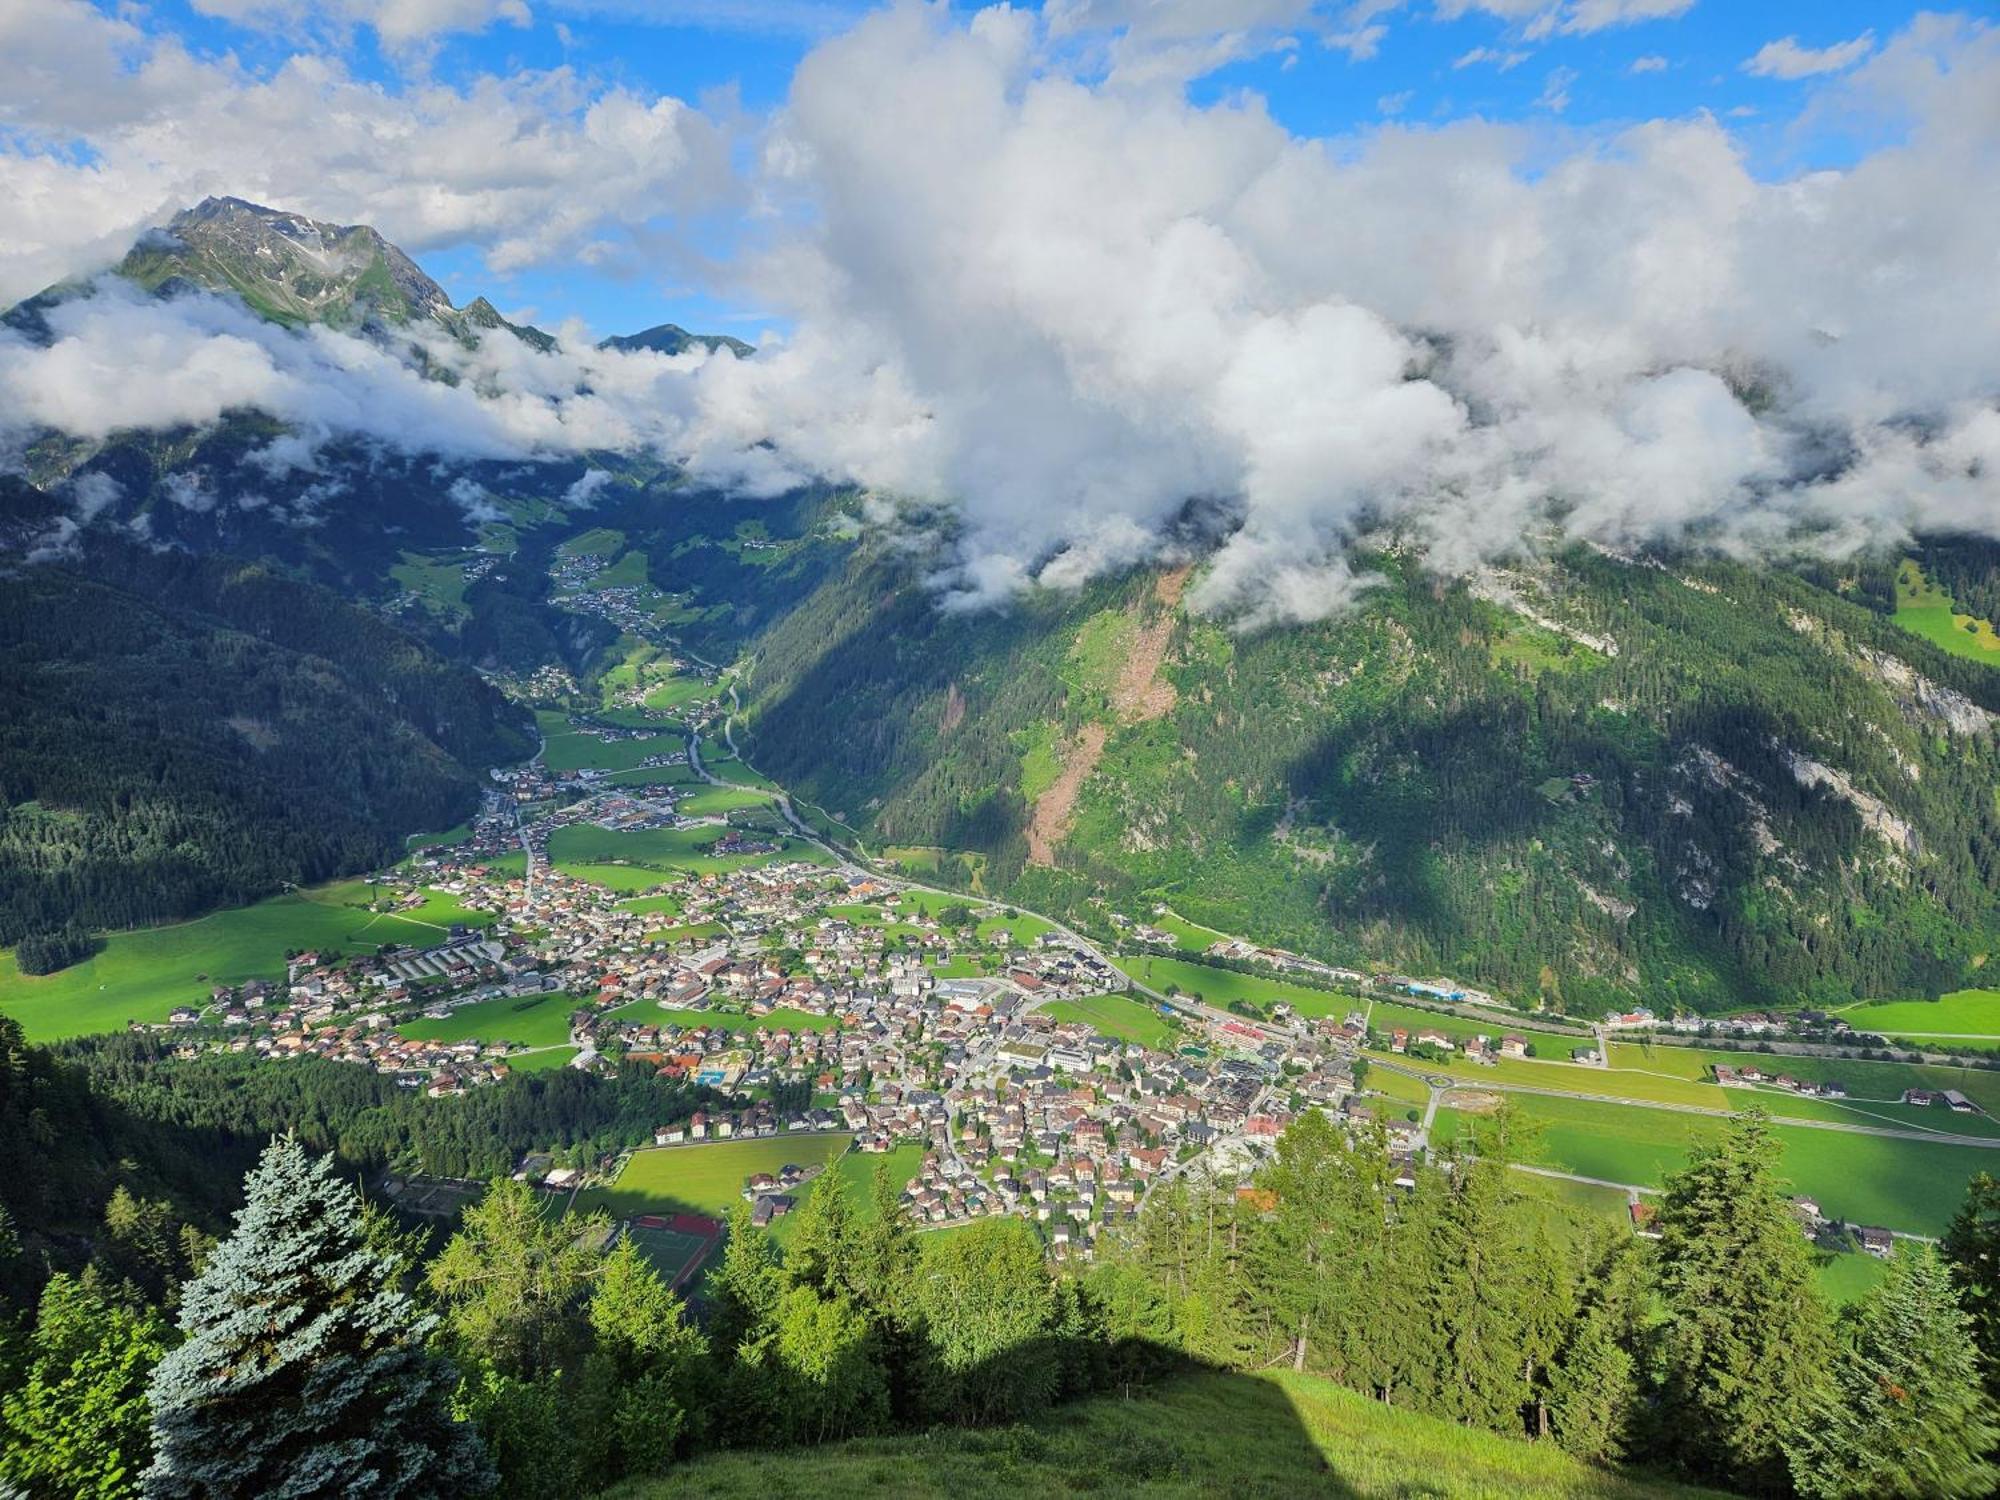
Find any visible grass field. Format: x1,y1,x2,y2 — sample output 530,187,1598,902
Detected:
677,785,777,818
611,1366,1727,1500
0,881,488,1042
576,1134,854,1223
397,993,576,1049
554,861,682,894
1144,908,1232,953
547,823,833,877
1119,955,1358,1019
1844,988,2000,1040
624,1222,715,1288
1607,1039,2000,1116
1041,992,1179,1049
509,1045,581,1072
537,709,686,774
1893,559,2000,666
1435,1092,1992,1233
618,894,685,918
602,763,704,789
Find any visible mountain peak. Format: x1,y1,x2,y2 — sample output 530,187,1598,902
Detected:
122,196,456,333
599,322,754,359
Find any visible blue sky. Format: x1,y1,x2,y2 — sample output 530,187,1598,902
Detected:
106,0,1942,335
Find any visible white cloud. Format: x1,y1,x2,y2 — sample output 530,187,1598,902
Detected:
1744,32,1876,81
1536,65,1577,111
1627,53,1668,74
1453,46,1531,70
1436,0,1691,40
6,4,2000,631
190,0,531,49
0,0,734,305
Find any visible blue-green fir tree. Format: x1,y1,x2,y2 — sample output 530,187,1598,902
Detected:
142,1135,491,1497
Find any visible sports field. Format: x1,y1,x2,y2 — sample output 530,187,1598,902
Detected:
618,893,685,918
624,1218,721,1289
0,880,491,1042
398,993,577,1049
1042,992,1179,1049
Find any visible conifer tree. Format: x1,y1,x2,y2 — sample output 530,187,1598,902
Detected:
426,1176,605,1379
1651,1110,1832,1492
577,1236,709,1483
1942,1171,2000,1401
0,1271,170,1499
142,1135,490,1497
1548,1235,1648,1465
785,1170,859,1300
708,1200,785,1360
1788,1243,1999,1500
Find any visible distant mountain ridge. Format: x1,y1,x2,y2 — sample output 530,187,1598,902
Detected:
599,323,754,358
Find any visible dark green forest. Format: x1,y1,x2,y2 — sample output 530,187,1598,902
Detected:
0,536,528,951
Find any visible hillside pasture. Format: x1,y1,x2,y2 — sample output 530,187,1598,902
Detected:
1,881,488,1042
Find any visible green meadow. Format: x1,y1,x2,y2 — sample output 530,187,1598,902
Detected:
575,1134,853,1223
547,822,833,877
1436,1092,1993,1234
1893,558,2000,666
1843,988,2000,1040
1042,992,1179,1049
397,992,577,1049
536,710,686,774
0,881,488,1042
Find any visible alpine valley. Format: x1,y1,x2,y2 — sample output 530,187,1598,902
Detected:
11,199,2000,1018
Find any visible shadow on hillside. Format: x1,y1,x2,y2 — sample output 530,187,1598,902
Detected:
701,1333,1364,1499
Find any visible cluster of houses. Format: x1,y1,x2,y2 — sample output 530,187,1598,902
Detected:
1711,1062,1849,1098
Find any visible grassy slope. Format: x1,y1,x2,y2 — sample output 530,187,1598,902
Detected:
610,1367,1725,1500
1436,1091,1989,1233
0,881,490,1042
1893,558,2000,665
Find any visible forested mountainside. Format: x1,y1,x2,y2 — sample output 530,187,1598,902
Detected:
0,522,529,955
739,538,2000,1015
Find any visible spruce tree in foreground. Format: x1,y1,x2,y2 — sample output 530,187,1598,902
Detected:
1650,1110,1832,1493
142,1135,491,1498
1788,1243,1999,1499
1942,1171,2000,1401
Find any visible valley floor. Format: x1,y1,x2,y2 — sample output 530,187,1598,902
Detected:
605,1368,1725,1500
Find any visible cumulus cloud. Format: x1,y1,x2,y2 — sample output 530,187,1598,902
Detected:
0,0,734,305
5,3,2000,631
1744,32,1877,81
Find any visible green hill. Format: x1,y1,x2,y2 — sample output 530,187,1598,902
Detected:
609,1368,1724,1500
739,541,2000,1015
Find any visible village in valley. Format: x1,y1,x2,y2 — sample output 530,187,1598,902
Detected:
103,539,2000,1300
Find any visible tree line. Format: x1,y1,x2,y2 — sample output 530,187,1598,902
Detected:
7,1099,2000,1497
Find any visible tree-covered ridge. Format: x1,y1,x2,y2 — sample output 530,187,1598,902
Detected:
0,534,529,950
740,540,2000,1013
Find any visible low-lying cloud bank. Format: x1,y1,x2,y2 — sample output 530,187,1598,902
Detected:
5,6,1999,627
